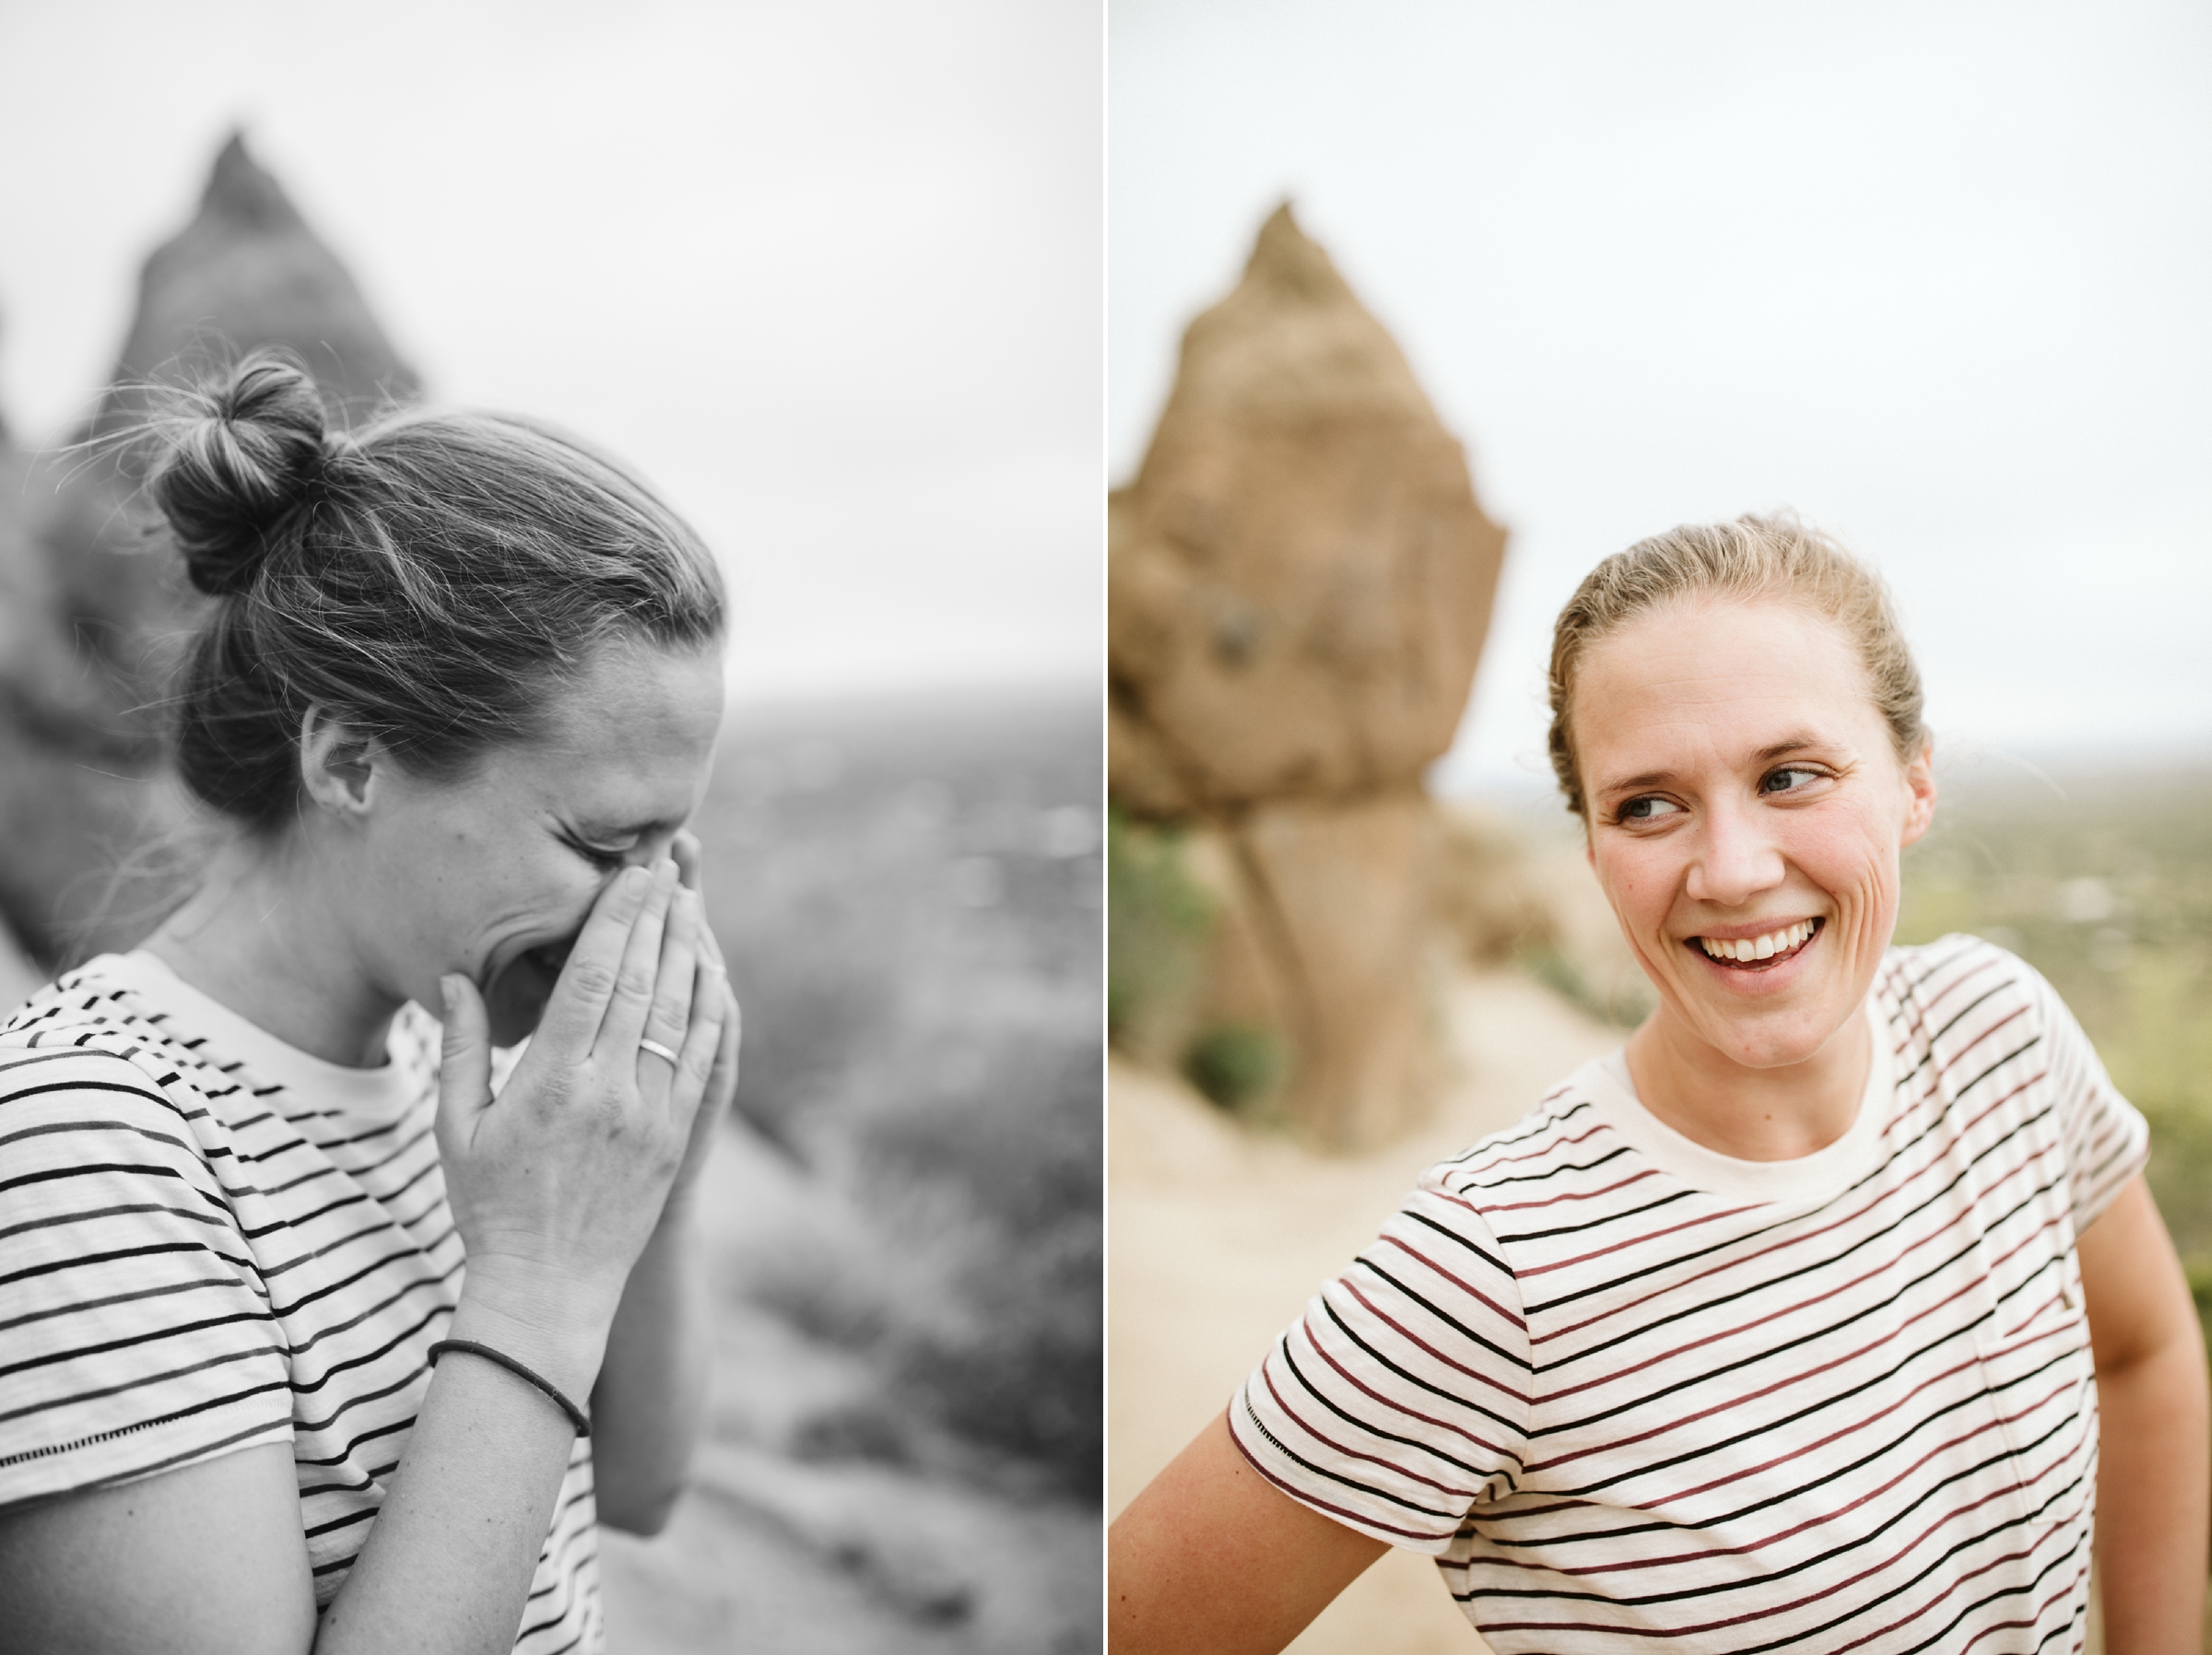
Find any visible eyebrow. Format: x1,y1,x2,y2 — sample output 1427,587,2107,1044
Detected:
1595,731,1833,796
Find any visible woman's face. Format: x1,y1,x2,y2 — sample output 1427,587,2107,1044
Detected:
352,637,726,1046
1572,596,1936,1074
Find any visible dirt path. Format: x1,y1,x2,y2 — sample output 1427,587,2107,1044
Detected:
1108,968,1620,1654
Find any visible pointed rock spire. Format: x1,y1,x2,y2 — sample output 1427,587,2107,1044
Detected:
99,129,418,431
0,134,423,961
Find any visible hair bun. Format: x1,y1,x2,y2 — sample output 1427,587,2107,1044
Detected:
151,351,333,597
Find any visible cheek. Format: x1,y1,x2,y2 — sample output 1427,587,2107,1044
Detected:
1592,839,1676,925
1783,806,1903,918
414,838,597,952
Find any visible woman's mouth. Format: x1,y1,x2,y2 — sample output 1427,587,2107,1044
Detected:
1688,918,1821,970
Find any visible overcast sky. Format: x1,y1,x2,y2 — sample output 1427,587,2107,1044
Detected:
0,0,1100,703
1112,0,2212,792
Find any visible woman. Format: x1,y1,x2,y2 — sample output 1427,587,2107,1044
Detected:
1112,517,2210,1652
0,353,740,1655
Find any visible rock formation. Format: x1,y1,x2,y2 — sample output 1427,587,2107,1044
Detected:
1109,205,1507,1145
99,131,419,435
0,133,418,965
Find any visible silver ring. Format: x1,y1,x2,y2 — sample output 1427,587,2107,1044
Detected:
637,1038,681,1067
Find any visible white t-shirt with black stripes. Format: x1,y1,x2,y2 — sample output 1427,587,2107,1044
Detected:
1232,935,2149,1654
0,951,603,1655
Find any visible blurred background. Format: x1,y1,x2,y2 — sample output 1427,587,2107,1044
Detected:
1107,5,2212,1650
0,3,1100,1651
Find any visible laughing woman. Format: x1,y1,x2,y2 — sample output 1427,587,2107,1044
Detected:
0,354,740,1654
1112,516,2210,1653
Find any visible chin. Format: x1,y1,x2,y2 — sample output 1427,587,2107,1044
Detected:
1688,996,1857,1072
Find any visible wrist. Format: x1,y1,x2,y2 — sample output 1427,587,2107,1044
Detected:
453,1256,621,1402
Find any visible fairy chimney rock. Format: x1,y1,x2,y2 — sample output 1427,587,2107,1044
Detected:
1109,204,1506,818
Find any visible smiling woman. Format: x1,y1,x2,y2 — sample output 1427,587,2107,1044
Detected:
1110,515,2212,1654
0,351,741,1655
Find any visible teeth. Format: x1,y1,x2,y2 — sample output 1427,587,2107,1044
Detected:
1699,920,1815,962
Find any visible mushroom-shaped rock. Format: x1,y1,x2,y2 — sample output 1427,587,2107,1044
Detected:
1109,206,1508,1146
1109,204,1505,817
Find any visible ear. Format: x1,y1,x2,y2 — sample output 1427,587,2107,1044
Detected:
299,705,386,818
1898,739,1937,849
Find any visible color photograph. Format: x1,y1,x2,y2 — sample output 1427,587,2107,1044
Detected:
1108,5,2212,1651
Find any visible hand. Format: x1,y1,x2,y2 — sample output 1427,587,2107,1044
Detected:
434,857,733,1385
660,832,741,1226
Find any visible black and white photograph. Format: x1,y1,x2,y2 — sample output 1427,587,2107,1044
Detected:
0,4,1100,1652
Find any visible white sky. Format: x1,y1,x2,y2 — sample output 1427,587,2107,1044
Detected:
0,0,1101,702
1111,0,2212,793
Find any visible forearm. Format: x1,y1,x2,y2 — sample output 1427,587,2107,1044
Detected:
2095,1334,2210,1651
316,1284,612,1655
589,1203,712,1533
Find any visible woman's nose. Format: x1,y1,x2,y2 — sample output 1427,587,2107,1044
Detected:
1686,798,1785,908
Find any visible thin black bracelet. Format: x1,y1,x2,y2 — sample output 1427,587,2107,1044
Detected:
427,1338,592,1438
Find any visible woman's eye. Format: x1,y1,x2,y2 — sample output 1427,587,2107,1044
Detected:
1761,766,1822,795
571,840,632,874
1618,796,1684,823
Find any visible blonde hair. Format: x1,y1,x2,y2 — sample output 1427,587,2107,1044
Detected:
1547,513,1927,817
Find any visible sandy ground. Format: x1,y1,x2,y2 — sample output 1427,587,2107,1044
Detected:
1108,968,1622,1654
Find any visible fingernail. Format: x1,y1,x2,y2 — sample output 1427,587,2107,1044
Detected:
622,865,652,895
439,975,458,1014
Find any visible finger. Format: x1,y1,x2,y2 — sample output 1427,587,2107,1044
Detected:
533,863,655,1056
595,858,680,1059
638,887,703,1098
713,980,741,1100
682,956,725,1108
668,962,727,1119
433,974,494,1152
672,829,703,892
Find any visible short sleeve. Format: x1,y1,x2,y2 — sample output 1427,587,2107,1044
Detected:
0,1045,292,1507
1229,1176,1531,1553
2022,965,2150,1234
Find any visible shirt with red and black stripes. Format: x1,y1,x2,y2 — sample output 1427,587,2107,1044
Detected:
1231,935,2147,1653
0,950,603,1655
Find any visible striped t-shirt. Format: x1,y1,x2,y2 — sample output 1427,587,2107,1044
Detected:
0,951,603,1655
1233,936,2150,1653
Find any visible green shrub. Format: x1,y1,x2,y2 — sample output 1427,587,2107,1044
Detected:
1106,809,1213,1054
1182,1023,1286,1113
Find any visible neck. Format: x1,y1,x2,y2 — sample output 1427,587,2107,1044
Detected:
142,834,399,1068
1623,1001,1870,1162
